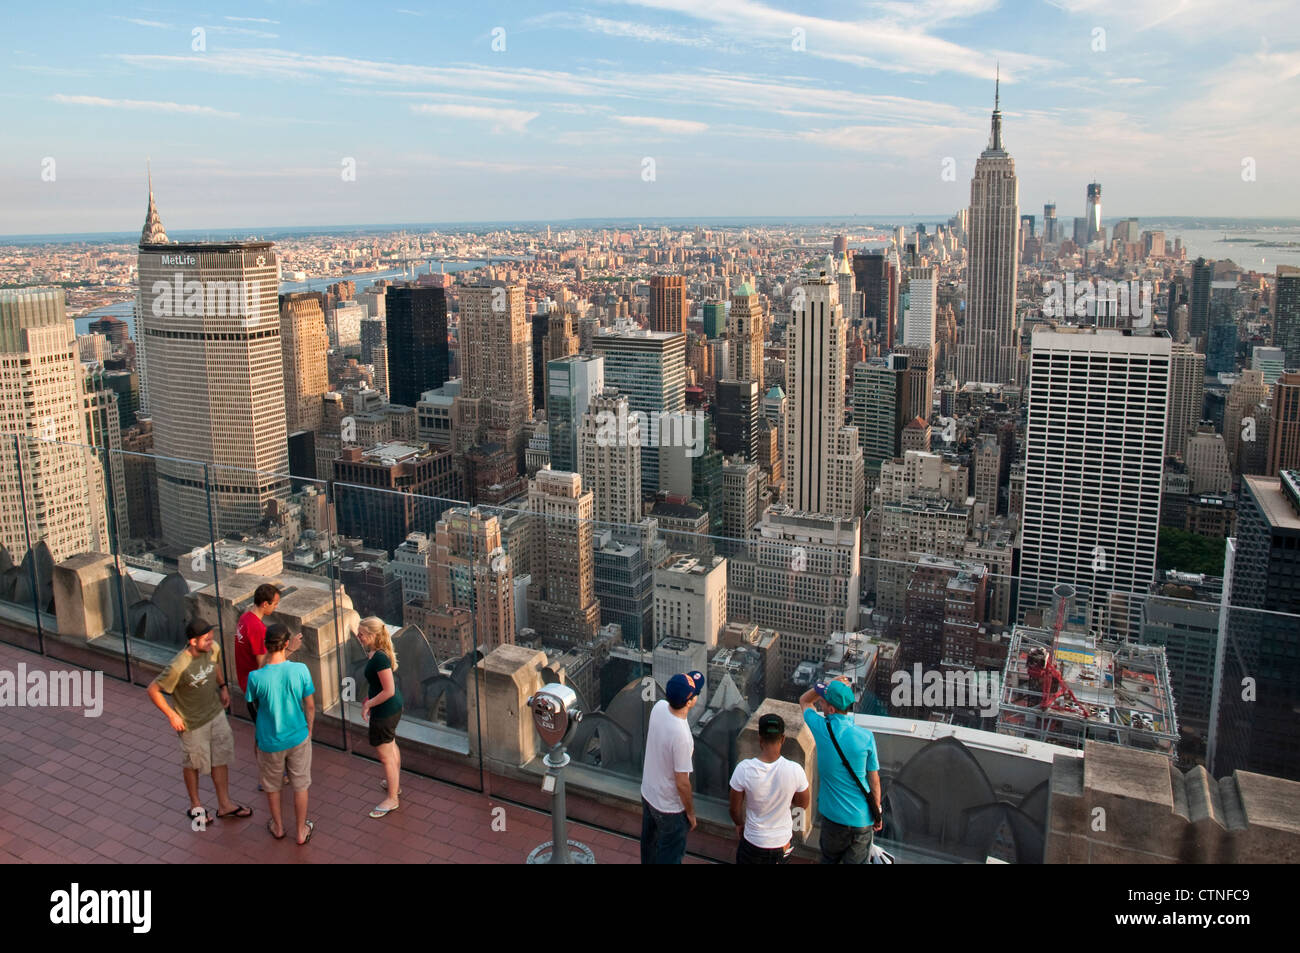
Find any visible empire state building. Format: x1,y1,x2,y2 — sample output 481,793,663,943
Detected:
957,73,1020,386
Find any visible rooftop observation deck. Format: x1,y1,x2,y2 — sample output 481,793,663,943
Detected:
0,640,663,865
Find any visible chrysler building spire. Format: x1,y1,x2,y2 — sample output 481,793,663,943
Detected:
140,162,168,245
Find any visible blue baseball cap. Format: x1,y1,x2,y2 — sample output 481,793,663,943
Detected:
816,680,855,711
665,671,704,707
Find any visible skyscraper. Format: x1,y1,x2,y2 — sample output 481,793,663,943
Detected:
727,281,764,390
725,506,861,681
541,311,579,412
136,181,289,547
654,555,728,647
1189,258,1213,341
957,75,1020,386
456,280,533,459
279,292,329,435
851,252,897,346
852,355,910,478
1085,182,1103,244
1273,265,1300,368
893,345,934,425
719,458,764,554
714,378,760,461
1215,474,1300,780
385,284,449,409
1205,281,1238,375
1166,342,1206,459
547,354,604,474
784,260,864,519
1267,372,1300,476
578,389,641,527
1020,329,1170,636
902,266,937,349
1225,370,1269,471
592,325,686,492
430,506,516,654
702,299,726,339
526,469,601,646
333,443,459,554
649,274,687,335
0,289,109,562
1042,202,1058,245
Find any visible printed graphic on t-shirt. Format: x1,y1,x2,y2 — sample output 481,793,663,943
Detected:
186,664,214,689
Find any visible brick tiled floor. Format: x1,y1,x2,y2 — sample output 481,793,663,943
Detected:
0,641,672,864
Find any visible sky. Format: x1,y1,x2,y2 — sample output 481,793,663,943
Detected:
3,0,1298,234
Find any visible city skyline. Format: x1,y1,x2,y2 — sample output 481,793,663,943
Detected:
5,1,1299,234
2,2,1300,870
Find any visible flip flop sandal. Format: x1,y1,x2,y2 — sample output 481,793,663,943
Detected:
217,805,253,819
298,820,315,845
267,819,286,840
186,806,212,825
369,804,399,819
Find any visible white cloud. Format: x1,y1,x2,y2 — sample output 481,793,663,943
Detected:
112,16,170,29
411,103,539,133
50,94,238,118
613,115,709,134
1045,0,1300,37
113,50,979,125
610,0,1051,79
527,12,714,48
204,24,279,39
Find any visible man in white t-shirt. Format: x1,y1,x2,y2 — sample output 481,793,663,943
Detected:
728,713,811,864
639,670,703,864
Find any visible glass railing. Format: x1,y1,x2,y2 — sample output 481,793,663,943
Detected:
2,432,1297,861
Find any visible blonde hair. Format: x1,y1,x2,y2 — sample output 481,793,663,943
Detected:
359,616,399,672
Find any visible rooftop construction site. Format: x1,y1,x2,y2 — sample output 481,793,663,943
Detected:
997,584,1179,755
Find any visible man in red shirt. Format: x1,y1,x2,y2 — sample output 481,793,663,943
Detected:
235,584,281,708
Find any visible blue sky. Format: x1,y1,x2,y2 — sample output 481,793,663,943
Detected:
4,0,1298,234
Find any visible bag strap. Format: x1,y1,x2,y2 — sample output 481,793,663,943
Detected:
826,715,879,823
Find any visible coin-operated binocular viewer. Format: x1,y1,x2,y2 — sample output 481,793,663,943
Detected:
525,683,594,864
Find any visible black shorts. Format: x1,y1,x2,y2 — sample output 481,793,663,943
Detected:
369,709,402,747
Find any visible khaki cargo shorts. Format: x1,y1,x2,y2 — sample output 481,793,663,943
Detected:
257,738,312,793
179,712,235,775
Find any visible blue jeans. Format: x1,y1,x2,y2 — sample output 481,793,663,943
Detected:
819,817,873,864
640,799,689,864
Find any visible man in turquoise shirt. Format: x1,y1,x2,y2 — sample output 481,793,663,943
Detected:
246,623,316,844
800,676,883,863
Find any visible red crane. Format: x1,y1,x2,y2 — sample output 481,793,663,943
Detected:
1023,592,1087,717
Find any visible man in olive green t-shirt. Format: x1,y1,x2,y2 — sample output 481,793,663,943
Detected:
147,619,252,825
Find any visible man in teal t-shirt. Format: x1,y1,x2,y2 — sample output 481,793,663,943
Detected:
800,677,882,864
246,623,316,844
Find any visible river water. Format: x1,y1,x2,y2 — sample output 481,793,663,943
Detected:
75,260,488,336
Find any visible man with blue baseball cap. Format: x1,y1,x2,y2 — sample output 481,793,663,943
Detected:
639,670,704,863
800,675,882,863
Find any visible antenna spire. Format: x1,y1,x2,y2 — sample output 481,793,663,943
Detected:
985,63,1005,154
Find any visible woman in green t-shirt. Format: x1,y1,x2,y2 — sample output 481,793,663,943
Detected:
357,616,403,818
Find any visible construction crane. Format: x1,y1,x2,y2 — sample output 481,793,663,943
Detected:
1024,591,1088,721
